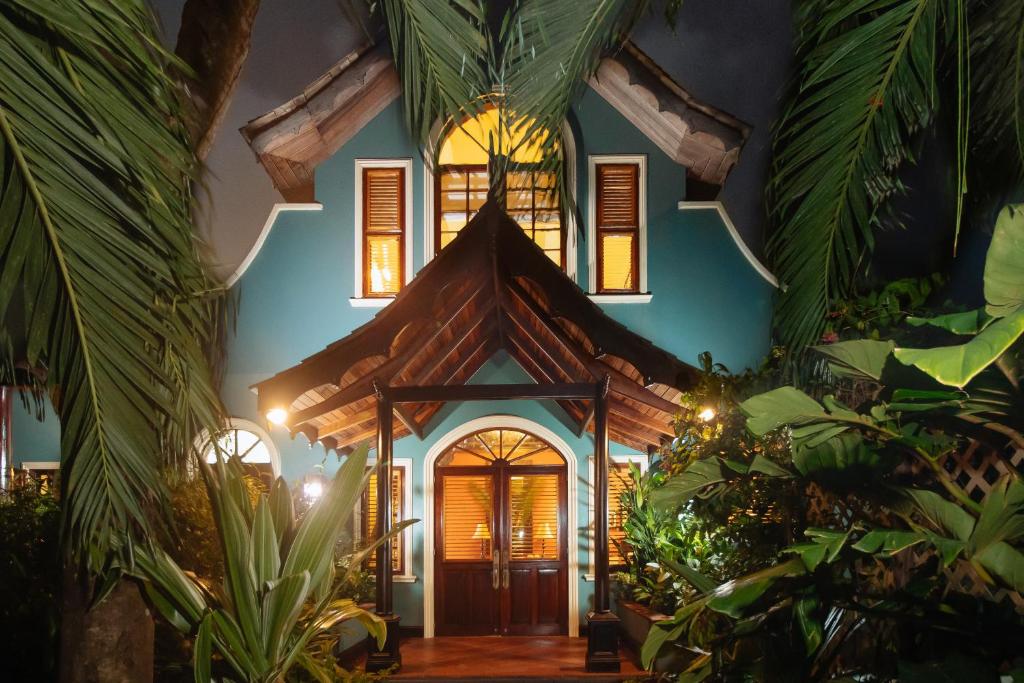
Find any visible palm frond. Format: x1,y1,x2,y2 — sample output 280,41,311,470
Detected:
501,0,648,153
767,0,947,352
376,0,491,146
969,0,1024,181
0,0,224,569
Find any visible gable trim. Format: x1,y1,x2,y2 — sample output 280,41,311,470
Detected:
588,42,749,187
226,203,323,288
677,201,779,289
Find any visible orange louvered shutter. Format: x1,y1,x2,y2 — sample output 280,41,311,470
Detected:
363,167,405,296
595,164,639,293
364,468,404,573
607,462,633,567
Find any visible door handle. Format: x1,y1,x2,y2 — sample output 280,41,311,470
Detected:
492,548,500,590
502,551,510,589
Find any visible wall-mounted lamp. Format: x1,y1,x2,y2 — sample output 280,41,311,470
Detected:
266,407,288,426
302,466,326,502
697,407,717,422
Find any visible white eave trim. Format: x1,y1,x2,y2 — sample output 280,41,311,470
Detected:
349,297,394,308
588,293,652,304
677,201,779,289
225,203,323,288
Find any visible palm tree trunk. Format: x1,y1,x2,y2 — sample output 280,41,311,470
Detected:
59,570,153,683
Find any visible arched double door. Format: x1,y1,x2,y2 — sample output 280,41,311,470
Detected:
434,428,568,636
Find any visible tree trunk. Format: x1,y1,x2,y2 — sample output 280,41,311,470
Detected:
59,571,154,683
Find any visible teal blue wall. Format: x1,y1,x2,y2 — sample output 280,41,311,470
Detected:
11,394,60,467
571,89,773,373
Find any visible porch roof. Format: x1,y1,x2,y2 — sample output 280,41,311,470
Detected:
253,202,698,452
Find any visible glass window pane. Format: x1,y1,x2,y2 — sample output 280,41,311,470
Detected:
443,475,493,561
366,235,401,295
599,232,636,291
509,474,560,560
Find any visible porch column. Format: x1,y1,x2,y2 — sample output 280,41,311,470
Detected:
366,380,401,672
586,375,620,672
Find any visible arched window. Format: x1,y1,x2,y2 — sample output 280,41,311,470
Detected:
198,418,280,486
435,108,565,268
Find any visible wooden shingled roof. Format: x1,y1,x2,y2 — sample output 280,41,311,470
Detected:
253,202,699,452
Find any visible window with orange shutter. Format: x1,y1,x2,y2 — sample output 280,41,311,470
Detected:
608,462,634,568
362,167,405,296
595,163,640,293
362,467,405,574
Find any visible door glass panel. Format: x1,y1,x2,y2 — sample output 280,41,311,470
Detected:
508,473,560,560
443,475,493,561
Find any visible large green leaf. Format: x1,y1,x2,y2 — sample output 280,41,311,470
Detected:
261,572,311,664
974,541,1024,593
894,309,1024,387
907,308,993,335
0,0,225,570
650,458,727,510
740,387,829,436
767,0,944,351
905,488,975,541
795,596,823,654
193,613,213,683
983,204,1024,316
813,339,895,380
792,432,881,476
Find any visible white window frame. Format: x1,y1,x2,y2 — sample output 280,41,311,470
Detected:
193,417,281,478
587,154,651,303
351,159,415,307
585,453,648,581
356,457,416,583
422,121,579,281
21,461,59,473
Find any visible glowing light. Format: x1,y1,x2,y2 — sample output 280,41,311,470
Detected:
266,407,288,425
697,407,716,422
303,479,324,500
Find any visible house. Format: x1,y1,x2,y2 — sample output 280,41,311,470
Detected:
5,41,776,672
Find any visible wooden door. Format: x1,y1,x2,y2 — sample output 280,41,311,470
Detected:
435,433,568,637
435,469,500,635
500,468,567,635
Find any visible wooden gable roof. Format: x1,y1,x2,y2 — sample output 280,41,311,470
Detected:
253,202,699,453
240,42,748,202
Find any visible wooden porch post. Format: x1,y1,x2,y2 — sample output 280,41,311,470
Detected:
586,375,620,672
366,380,402,672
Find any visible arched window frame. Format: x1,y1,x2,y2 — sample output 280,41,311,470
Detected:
422,117,578,281
193,417,281,479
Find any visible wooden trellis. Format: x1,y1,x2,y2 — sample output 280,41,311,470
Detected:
805,442,1024,613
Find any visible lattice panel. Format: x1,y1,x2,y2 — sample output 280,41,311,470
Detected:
805,442,1024,613
939,441,1024,502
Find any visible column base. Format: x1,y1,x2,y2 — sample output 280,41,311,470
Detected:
365,614,402,673
585,611,621,672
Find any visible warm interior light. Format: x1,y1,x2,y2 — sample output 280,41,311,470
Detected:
266,407,288,425
303,479,323,501
697,407,717,422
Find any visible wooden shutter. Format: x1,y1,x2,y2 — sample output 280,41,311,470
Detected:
362,167,405,296
441,474,494,561
364,467,404,573
607,462,633,567
595,163,640,293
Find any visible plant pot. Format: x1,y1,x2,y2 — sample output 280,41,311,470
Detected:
615,600,691,673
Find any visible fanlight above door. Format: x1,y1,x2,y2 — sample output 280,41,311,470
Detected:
436,428,565,467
